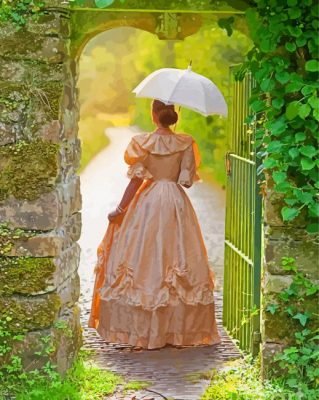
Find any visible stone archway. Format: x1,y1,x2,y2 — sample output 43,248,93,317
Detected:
7,1,313,383
0,1,252,374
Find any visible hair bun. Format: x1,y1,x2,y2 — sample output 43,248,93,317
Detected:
158,108,178,126
152,100,178,127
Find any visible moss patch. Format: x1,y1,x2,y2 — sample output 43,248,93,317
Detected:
0,139,59,201
0,294,61,332
0,222,37,255
0,256,55,295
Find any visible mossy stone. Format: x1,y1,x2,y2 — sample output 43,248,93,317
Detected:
0,294,61,332
262,293,319,344
0,139,60,201
0,257,56,295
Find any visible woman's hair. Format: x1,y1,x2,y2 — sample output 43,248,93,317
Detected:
152,99,178,127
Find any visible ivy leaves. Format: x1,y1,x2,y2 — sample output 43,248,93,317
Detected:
94,0,131,7
95,0,116,8
305,60,319,72
244,0,319,233
266,257,319,395
0,0,45,27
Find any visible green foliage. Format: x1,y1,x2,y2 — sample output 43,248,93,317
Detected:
236,0,319,233
264,257,319,399
204,257,319,399
0,327,122,400
201,354,288,400
0,320,147,400
95,0,116,9
0,0,45,28
123,380,150,392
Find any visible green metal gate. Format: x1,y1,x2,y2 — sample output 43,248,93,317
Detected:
222,67,262,356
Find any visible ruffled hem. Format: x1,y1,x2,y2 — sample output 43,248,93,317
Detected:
98,262,215,311
178,169,201,186
95,328,222,349
90,298,222,349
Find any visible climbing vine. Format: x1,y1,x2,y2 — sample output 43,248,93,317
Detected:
265,257,319,398
235,0,319,233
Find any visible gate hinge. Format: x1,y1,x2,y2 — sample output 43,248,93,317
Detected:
253,331,261,343
225,151,234,176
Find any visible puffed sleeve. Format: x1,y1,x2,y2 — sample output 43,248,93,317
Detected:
177,140,201,187
124,136,153,180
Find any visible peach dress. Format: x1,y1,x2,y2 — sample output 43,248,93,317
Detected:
88,131,222,349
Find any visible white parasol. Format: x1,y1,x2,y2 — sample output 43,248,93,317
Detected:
132,63,228,117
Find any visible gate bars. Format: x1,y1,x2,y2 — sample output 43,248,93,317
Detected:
223,67,262,356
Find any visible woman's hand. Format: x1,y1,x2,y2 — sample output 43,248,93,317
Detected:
107,209,124,223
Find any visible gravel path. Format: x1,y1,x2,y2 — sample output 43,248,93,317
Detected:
78,126,241,400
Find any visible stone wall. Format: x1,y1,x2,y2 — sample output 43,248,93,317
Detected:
260,177,319,378
0,1,82,374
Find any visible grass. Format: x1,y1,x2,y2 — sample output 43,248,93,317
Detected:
123,380,150,392
78,112,132,173
201,353,316,400
0,351,120,400
0,349,151,400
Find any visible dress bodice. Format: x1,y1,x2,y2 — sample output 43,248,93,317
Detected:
124,132,201,187
144,152,183,182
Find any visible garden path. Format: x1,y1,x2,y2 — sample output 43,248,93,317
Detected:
79,126,241,400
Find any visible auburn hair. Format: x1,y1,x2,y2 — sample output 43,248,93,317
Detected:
152,99,178,127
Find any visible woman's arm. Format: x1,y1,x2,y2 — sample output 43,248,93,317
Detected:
108,177,144,222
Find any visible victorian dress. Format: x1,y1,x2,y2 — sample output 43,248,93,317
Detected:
88,131,222,349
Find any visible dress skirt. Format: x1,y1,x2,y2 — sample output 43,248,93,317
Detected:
88,179,222,349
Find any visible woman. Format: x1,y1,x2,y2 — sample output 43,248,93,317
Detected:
88,99,222,349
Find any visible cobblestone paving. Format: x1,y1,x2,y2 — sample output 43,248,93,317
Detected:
79,127,242,400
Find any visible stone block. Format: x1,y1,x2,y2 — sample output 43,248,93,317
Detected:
0,305,82,375
0,176,82,230
261,304,295,345
64,212,82,244
58,271,81,308
0,293,61,332
60,139,82,180
0,80,71,142
260,342,287,379
5,212,82,257
0,243,80,295
0,139,60,202
25,12,71,38
0,97,77,146
0,25,70,63
37,120,62,143
262,272,294,294
62,107,80,140
0,83,29,126
0,121,18,145
261,291,318,344
0,271,80,332
264,237,319,280
0,59,73,84
264,190,308,227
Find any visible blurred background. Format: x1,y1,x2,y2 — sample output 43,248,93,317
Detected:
77,24,252,186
